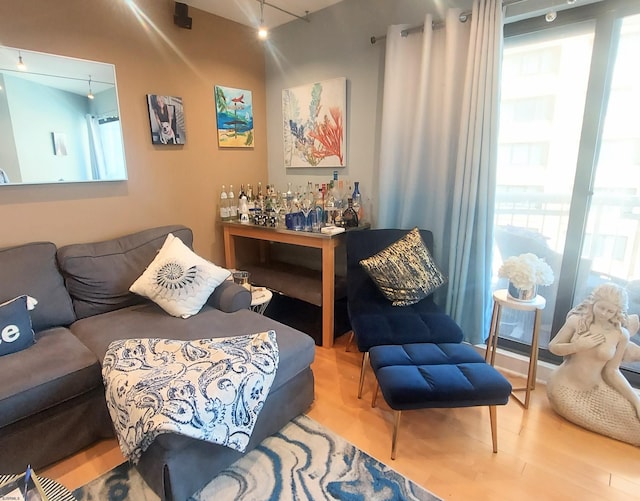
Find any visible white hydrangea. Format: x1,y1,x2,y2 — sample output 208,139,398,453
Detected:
498,253,554,290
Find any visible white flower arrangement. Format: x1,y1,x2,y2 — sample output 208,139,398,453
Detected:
498,253,554,290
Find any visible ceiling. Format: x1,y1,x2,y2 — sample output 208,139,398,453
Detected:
184,0,345,30
0,46,115,96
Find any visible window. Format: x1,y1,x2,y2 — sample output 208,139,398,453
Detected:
494,2,640,385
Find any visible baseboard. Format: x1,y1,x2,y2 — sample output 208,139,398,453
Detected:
473,345,555,385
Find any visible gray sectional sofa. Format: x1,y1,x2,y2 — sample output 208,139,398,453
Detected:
0,224,315,501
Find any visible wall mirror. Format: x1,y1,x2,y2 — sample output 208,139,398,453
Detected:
0,46,127,185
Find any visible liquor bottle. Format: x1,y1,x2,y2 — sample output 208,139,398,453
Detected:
257,182,264,210
324,186,335,224
342,198,359,228
285,182,294,212
239,192,249,224
238,184,246,200
246,184,255,211
228,185,237,220
352,181,363,223
220,185,229,221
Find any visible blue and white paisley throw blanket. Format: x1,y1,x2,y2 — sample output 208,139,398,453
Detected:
102,331,279,463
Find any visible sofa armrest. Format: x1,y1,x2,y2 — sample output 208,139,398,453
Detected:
207,281,251,312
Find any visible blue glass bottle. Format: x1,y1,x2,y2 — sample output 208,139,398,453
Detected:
352,181,363,222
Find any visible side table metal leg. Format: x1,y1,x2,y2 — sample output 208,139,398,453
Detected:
485,302,499,363
524,309,542,409
490,305,502,366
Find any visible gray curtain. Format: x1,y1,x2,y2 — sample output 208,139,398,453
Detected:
376,0,504,344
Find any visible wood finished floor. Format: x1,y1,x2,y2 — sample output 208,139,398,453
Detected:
42,333,640,500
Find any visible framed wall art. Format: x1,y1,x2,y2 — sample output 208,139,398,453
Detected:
146,94,186,145
214,86,254,148
282,77,346,168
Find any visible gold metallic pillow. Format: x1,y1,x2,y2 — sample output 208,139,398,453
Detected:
359,228,447,306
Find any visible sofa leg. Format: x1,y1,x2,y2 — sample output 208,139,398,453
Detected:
345,330,354,352
357,351,369,399
391,410,402,460
489,405,498,453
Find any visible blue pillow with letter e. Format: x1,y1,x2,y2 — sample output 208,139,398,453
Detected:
0,295,37,356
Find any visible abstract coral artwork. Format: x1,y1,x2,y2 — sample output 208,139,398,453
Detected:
282,77,346,168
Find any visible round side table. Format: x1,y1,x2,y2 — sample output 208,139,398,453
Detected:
250,287,272,315
485,289,546,409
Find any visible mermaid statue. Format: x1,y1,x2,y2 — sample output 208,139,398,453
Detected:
547,283,640,446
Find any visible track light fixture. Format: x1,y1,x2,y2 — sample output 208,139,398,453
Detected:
87,75,95,100
17,51,26,71
254,0,310,39
258,0,268,40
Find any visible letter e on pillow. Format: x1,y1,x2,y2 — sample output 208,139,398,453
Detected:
1,324,20,343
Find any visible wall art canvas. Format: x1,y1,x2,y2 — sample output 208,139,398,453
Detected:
214,86,254,148
146,94,186,145
282,77,346,168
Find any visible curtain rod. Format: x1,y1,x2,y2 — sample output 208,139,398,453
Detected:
370,0,526,45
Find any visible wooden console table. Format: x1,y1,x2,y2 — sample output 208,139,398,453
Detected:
222,221,352,348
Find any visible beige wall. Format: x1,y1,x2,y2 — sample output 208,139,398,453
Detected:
0,0,267,262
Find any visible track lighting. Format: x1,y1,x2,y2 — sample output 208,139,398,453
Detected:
17,51,26,71
258,0,268,39
254,0,309,39
87,75,95,100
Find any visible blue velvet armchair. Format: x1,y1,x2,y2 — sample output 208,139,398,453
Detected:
346,228,467,397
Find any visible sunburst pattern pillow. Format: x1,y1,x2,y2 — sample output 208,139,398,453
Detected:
359,227,447,307
130,233,230,318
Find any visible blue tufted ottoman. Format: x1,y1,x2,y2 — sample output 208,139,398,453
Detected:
369,342,512,459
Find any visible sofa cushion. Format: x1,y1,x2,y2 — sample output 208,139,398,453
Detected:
70,304,315,394
0,242,76,332
359,227,447,307
57,225,193,319
0,327,103,428
0,296,36,357
129,234,230,318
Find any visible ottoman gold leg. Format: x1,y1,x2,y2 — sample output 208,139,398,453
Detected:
391,410,402,460
357,351,369,399
489,405,498,453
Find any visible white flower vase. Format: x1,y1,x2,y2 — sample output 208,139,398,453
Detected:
507,281,537,302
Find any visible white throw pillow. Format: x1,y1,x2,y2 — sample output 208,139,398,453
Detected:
129,233,230,318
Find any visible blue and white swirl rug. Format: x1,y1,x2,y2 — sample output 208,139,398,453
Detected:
74,415,441,501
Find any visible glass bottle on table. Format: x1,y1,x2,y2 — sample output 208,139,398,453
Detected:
352,181,363,223
257,182,264,211
285,182,294,212
246,184,255,211
342,198,359,228
228,185,237,220
219,185,229,221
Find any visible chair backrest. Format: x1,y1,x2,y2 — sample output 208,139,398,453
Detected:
346,228,464,351
346,228,435,303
